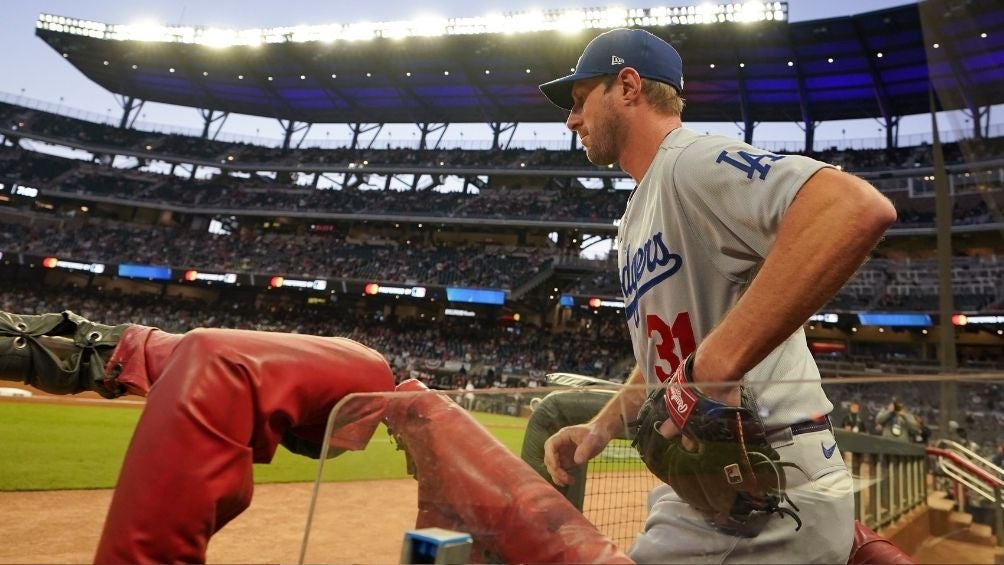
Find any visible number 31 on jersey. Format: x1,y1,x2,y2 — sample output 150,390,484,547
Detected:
645,312,696,382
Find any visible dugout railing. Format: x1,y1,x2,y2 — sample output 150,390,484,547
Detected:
296,376,1000,563
833,431,928,530
928,440,1004,547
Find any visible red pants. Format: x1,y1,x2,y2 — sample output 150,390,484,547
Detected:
93,326,395,564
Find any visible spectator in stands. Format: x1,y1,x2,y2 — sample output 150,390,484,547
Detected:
993,442,1004,469
874,400,919,442
948,420,981,453
840,400,865,433
911,415,931,445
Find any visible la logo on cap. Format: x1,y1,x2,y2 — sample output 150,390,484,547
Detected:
611,55,625,65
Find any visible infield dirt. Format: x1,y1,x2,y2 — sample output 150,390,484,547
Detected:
0,480,418,563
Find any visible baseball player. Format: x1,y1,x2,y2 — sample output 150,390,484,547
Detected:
539,29,897,563
0,311,394,564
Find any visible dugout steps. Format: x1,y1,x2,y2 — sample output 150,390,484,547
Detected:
884,491,998,564
926,491,997,547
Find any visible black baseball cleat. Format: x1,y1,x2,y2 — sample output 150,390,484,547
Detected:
0,311,131,399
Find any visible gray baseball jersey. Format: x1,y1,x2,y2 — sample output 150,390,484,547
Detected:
616,127,834,429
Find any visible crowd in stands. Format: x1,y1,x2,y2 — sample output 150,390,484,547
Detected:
1,141,1001,229
1,208,1001,312
831,256,1004,312
813,136,1004,172
0,219,552,290
828,377,1002,455
457,185,627,222
0,285,632,387
0,146,75,184
889,189,1003,229
566,270,624,297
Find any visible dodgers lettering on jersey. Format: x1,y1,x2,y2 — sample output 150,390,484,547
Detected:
621,232,682,327
617,127,835,429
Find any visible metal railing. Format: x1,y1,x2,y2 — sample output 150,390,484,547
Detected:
836,431,929,531
927,440,1004,547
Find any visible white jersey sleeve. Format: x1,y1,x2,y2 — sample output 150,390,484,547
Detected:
672,136,833,280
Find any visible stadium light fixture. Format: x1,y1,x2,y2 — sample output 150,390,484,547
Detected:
36,3,787,46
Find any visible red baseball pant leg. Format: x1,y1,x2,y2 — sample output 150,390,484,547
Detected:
93,327,394,564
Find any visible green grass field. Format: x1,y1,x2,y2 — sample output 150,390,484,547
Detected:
0,402,530,491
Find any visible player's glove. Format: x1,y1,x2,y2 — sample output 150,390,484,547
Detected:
629,355,802,531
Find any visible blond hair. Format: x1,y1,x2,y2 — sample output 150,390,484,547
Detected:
641,79,685,116
602,75,685,116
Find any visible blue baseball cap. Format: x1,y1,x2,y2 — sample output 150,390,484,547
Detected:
539,28,684,111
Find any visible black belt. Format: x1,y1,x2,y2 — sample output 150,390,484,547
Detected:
789,415,832,436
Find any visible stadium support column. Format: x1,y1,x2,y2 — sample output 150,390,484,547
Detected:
919,3,992,150
279,120,311,152
489,122,517,150
925,25,987,142
348,123,383,150
800,120,818,155
116,95,145,130
417,123,448,150
199,109,229,140
737,65,756,145
964,105,989,140
850,17,897,153
784,34,816,154
929,87,959,434
282,120,295,149
882,116,900,151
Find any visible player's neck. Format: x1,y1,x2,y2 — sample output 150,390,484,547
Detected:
618,116,682,183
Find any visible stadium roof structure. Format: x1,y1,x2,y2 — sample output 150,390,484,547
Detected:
35,0,1004,139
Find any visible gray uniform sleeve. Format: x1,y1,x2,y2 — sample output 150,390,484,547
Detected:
672,136,833,280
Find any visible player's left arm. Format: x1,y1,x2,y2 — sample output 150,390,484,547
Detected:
694,167,896,400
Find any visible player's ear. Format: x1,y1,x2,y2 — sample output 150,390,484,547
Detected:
618,67,644,105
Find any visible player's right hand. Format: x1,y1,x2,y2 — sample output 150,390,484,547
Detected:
543,423,612,486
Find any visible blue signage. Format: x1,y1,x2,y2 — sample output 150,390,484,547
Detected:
445,287,505,305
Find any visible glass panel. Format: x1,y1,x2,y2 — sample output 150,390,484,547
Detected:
301,373,1003,564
